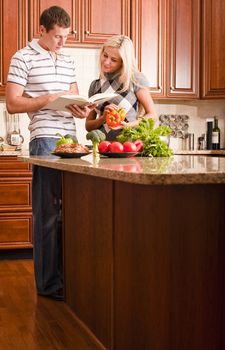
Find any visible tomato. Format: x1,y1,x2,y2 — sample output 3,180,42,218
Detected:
110,141,124,153
106,110,121,127
123,141,137,152
134,139,144,152
98,141,111,153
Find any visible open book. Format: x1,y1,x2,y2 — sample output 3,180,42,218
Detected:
44,92,118,111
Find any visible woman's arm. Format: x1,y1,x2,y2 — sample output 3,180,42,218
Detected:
136,87,158,122
85,109,105,131
85,103,120,131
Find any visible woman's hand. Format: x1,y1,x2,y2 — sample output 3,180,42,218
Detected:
102,104,119,124
104,104,118,114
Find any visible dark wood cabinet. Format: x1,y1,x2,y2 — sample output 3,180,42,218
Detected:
1,0,225,100
0,0,27,96
166,0,200,98
132,0,200,99
132,0,166,97
28,0,80,45
202,0,225,98
81,0,130,44
28,0,130,47
63,171,225,350
0,156,32,249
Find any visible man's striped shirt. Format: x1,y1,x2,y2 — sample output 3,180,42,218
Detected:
7,39,77,141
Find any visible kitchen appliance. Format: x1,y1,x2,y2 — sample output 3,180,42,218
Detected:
5,111,24,148
188,133,195,150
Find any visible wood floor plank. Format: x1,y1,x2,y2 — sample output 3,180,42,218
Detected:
0,259,106,350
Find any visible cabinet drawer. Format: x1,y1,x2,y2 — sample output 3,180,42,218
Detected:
0,182,31,207
0,157,31,176
0,214,32,248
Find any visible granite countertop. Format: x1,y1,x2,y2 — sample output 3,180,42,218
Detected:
0,151,22,156
175,150,225,155
0,150,29,156
19,153,225,185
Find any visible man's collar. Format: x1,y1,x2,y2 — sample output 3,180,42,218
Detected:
29,39,50,56
29,39,62,56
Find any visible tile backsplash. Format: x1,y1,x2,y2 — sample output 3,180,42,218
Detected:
1,47,225,150
155,99,225,149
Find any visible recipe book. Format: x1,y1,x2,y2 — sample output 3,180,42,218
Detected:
44,92,118,111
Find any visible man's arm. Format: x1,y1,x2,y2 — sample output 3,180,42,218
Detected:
6,82,79,114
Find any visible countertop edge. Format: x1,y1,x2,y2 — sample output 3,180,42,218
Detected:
18,155,225,186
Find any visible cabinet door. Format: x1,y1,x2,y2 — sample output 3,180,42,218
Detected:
131,0,166,97
28,0,80,44
29,0,130,47
202,0,225,98
0,0,27,96
82,0,130,44
0,157,33,250
166,0,200,98
132,0,200,99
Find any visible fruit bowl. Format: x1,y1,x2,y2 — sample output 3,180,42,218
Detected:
99,152,139,158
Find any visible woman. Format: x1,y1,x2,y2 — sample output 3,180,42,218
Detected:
85,35,158,141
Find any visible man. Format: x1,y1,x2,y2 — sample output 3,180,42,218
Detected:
6,6,93,300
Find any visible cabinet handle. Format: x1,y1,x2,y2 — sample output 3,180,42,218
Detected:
170,86,175,91
85,30,90,35
71,30,77,34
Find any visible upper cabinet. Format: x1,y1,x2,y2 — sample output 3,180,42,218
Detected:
131,0,166,97
1,0,225,100
166,0,200,98
28,0,131,47
201,0,225,98
29,0,80,45
0,0,27,96
132,0,200,99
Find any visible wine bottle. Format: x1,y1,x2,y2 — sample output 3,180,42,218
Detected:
206,121,213,150
212,117,220,150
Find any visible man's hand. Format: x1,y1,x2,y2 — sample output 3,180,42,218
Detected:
66,103,96,119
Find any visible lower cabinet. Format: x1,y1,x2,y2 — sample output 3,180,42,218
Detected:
0,156,32,249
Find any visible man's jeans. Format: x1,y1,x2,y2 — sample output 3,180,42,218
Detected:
29,138,63,295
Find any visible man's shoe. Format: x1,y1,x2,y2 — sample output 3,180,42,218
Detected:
38,288,64,301
50,288,64,301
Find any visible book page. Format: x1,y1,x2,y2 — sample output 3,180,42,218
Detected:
89,92,118,104
43,92,118,111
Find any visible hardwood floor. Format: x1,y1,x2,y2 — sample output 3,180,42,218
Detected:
0,258,105,350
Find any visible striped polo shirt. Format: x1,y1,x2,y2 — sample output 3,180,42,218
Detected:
7,39,77,141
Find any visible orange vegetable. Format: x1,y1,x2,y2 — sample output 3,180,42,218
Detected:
106,110,121,127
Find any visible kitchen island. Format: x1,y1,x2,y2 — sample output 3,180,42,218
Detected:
20,154,225,350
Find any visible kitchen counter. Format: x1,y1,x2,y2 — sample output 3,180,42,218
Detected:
0,151,22,156
0,150,29,156
175,149,225,155
19,153,225,350
19,153,225,185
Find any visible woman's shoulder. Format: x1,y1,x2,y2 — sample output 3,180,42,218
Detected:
133,71,150,87
89,78,100,88
88,79,101,97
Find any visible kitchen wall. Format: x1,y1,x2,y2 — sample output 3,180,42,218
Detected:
1,48,225,150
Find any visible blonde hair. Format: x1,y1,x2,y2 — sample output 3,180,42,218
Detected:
99,35,139,92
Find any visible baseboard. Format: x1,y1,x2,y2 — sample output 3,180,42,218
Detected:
0,248,33,260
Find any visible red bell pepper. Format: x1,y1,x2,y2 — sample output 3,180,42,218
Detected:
106,110,121,127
